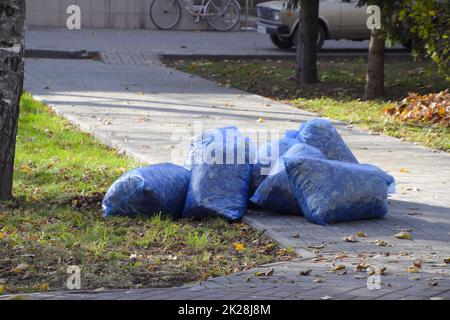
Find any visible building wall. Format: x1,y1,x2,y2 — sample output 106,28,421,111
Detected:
26,0,209,30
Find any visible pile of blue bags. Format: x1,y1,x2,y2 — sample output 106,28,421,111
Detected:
102,118,395,225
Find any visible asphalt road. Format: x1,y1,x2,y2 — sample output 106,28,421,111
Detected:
26,27,406,58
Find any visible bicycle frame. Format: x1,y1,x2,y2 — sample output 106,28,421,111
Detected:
186,0,237,19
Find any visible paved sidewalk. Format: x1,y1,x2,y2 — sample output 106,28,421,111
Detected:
7,55,449,300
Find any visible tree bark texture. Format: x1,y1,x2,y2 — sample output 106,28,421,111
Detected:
0,0,26,200
296,0,320,85
365,28,385,100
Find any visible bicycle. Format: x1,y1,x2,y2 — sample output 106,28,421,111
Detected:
150,0,241,31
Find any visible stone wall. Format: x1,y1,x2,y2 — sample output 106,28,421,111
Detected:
26,0,210,30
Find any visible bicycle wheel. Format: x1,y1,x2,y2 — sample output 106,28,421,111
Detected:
150,0,181,30
206,0,240,31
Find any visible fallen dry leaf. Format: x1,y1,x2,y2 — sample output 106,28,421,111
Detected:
444,257,450,264
38,283,49,291
265,269,275,277
343,236,358,243
374,267,387,275
234,242,245,252
356,231,367,237
308,244,325,249
407,266,421,273
356,263,370,272
399,168,411,173
330,265,346,272
413,260,422,268
394,232,412,240
375,239,391,247
299,269,312,276
13,263,29,274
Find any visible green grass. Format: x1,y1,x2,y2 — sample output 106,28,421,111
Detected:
167,58,449,151
0,93,294,294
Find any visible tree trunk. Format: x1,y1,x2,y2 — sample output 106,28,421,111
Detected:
0,0,26,201
364,28,385,100
296,0,320,85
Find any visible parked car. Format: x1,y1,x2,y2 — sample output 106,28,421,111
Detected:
256,0,371,49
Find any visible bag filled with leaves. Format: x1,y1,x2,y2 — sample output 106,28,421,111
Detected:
250,137,300,193
103,163,191,218
251,143,326,215
298,118,358,163
285,158,395,225
182,126,254,221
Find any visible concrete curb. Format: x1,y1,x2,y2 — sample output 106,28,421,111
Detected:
25,48,411,62
25,49,101,60
160,49,411,61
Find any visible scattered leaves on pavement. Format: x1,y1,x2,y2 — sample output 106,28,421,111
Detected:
356,231,367,237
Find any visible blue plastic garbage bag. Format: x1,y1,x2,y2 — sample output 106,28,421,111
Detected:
298,118,358,163
182,126,253,221
102,163,191,218
250,137,300,193
285,158,393,225
284,129,299,139
251,143,326,215
184,126,255,169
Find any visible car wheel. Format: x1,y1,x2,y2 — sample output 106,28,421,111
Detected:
270,34,295,49
317,24,326,50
